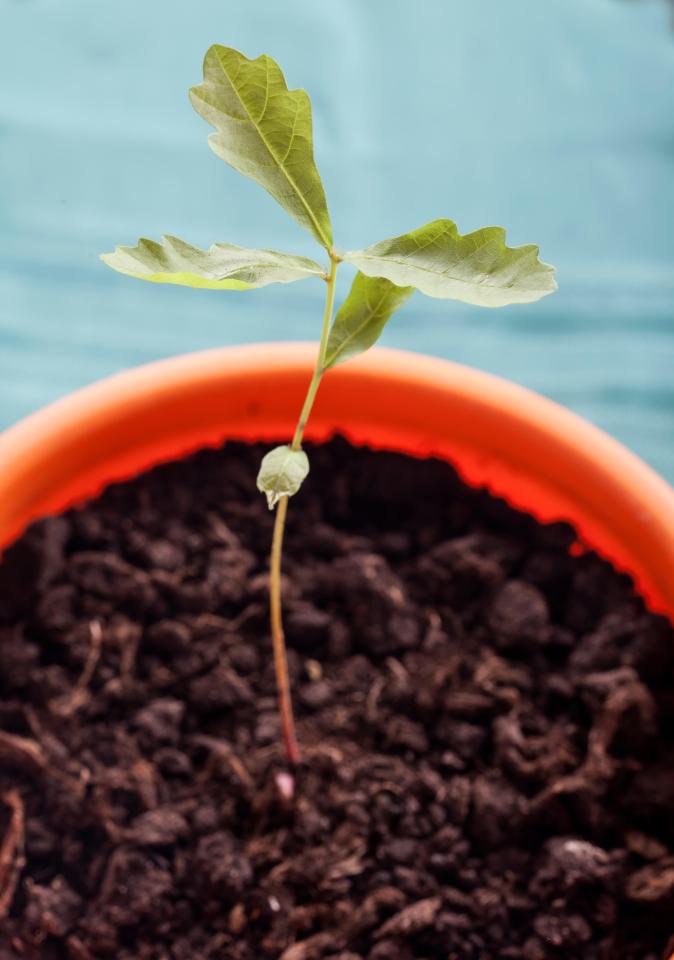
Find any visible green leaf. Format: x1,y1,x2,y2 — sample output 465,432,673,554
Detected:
100,236,325,290
257,445,310,509
344,219,557,307
323,273,414,370
189,46,333,249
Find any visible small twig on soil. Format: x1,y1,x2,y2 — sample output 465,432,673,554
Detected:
225,603,266,633
66,935,96,960
51,619,103,716
0,729,46,778
279,932,343,960
119,621,139,681
97,847,129,905
528,676,651,819
130,758,160,810
301,743,346,767
191,734,254,792
0,790,26,918
366,676,385,722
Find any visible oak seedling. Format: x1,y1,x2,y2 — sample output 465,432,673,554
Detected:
102,44,557,769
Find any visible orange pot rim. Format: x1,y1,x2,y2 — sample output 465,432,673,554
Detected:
0,342,671,499
0,343,673,618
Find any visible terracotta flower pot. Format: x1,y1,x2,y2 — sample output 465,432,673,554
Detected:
0,343,673,621
1,343,674,956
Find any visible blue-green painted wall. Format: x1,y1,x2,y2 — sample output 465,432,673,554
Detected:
1,0,673,477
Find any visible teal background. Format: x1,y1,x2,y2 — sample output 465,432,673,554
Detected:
1,0,673,478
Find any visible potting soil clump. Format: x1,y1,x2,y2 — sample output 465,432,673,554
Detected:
0,438,672,959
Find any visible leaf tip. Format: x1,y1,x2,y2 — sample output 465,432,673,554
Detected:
99,250,121,271
187,84,202,109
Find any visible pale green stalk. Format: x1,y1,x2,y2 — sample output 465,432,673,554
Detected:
269,255,339,766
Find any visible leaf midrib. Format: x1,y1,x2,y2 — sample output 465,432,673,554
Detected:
207,259,324,280
348,252,550,293
212,50,331,249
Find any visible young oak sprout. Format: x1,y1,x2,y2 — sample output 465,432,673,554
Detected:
101,45,557,769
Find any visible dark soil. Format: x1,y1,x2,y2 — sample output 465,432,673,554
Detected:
0,438,672,960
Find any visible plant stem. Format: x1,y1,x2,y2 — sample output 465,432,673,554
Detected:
269,494,299,766
291,257,339,450
269,255,339,767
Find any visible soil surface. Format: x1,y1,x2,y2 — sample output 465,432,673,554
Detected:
0,438,672,960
